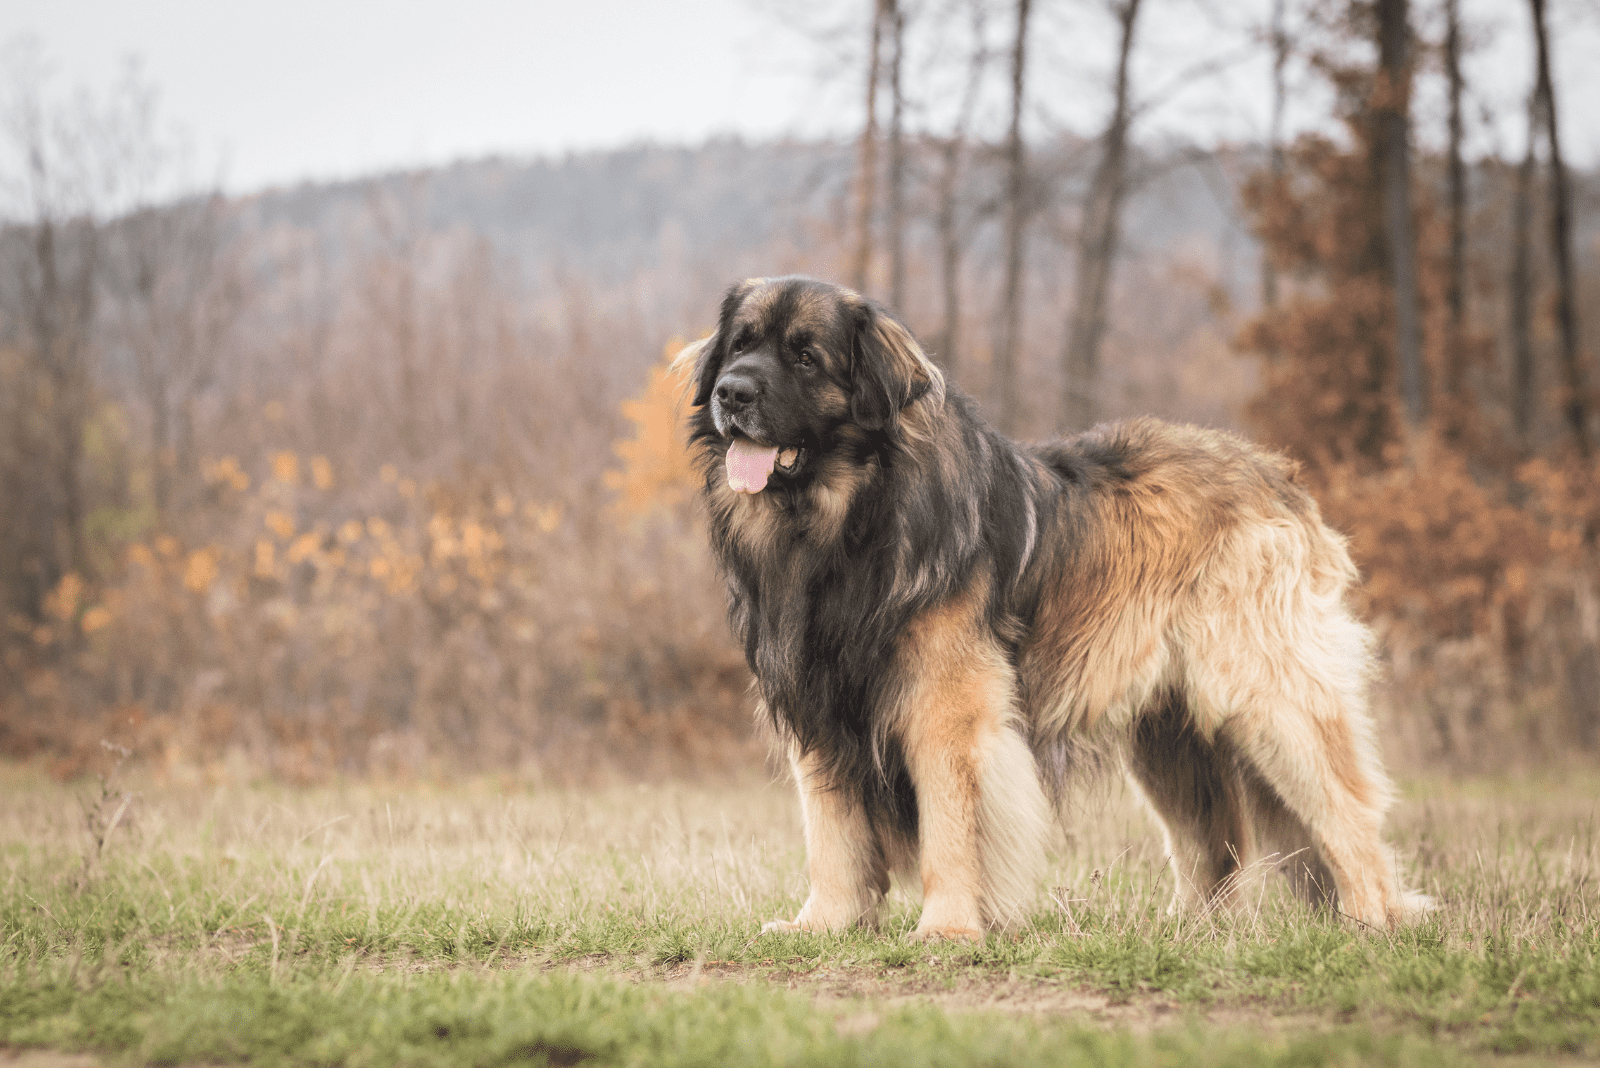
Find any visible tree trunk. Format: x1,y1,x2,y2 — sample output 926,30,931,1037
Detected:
1261,0,1287,321
1375,0,1427,429
850,0,888,295
24,216,98,602
993,0,1032,436
1444,0,1465,341
886,0,907,314
1529,0,1589,456
934,2,989,380
1510,124,1536,449
1440,0,1468,435
0,61,108,620
935,137,963,378
1062,0,1142,431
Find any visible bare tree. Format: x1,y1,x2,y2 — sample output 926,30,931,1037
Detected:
1062,0,1142,431
1444,0,1465,341
932,0,990,379
1374,0,1427,429
360,181,435,464
105,195,243,520
851,0,890,295
1261,0,1289,321
1528,0,1589,457
885,0,909,313
0,48,104,617
992,0,1032,436
1509,104,1537,449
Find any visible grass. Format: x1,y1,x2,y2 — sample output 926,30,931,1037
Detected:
1,761,1597,1066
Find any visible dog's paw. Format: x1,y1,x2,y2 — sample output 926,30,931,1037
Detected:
908,923,983,944
1398,890,1438,921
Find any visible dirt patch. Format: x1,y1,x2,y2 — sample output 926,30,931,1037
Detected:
311,948,1315,1034
618,958,1350,1038
642,959,1182,1028
1,1049,100,1068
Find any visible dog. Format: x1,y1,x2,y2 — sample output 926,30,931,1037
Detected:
678,275,1427,941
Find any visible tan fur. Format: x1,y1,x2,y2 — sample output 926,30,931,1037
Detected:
1005,420,1418,928
862,311,947,413
803,449,872,544
705,482,784,559
762,741,891,934
669,336,712,380
892,579,1051,939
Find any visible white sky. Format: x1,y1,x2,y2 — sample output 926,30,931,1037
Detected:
2,0,1597,197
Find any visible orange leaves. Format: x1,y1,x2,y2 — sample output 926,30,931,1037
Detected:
1517,457,1600,554
605,341,700,520
43,573,85,622
203,456,250,492
271,451,299,485
182,548,220,593
1325,448,1552,642
254,539,276,579
79,605,113,635
1235,93,1600,688
38,458,575,682
285,533,320,566
526,502,563,533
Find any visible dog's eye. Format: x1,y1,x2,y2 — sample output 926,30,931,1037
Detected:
796,349,815,368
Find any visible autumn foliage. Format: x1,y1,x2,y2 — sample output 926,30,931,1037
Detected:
604,343,701,518
1237,56,1600,764
0,331,751,783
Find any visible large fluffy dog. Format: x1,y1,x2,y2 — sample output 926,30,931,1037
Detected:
680,276,1425,941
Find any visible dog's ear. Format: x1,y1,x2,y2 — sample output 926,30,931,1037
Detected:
689,278,768,407
849,302,946,433
673,334,716,406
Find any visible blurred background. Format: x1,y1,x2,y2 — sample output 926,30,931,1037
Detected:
0,0,1595,783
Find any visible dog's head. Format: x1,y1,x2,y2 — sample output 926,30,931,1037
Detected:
679,276,945,494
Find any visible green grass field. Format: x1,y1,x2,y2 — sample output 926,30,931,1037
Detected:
2,761,1597,1067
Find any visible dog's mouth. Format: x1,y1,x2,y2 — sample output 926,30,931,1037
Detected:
726,437,807,494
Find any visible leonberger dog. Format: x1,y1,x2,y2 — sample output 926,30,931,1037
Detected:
678,275,1427,941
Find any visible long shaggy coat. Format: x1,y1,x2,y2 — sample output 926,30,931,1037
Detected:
679,276,1426,941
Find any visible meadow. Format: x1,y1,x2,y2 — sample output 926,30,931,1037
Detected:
2,759,1597,1067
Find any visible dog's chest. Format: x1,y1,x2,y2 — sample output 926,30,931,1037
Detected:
727,549,904,731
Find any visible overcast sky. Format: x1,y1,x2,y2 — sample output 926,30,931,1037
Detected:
3,0,1597,197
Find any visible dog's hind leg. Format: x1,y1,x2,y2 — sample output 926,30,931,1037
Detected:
1181,517,1434,928
762,746,889,934
1222,700,1406,928
1126,691,1256,914
1237,763,1338,911
1193,595,1422,928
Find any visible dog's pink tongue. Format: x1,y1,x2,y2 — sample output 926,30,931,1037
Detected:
726,439,779,494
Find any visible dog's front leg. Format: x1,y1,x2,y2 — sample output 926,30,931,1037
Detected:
762,747,888,934
901,710,987,942
897,615,1051,942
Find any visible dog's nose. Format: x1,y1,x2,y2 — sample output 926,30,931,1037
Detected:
716,373,760,409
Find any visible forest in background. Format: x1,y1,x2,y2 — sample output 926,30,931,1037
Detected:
0,0,1596,782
